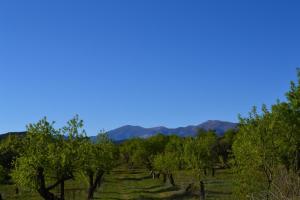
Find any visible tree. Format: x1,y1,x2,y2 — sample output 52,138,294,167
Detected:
232,106,280,199
12,116,85,200
0,135,24,183
119,138,143,168
0,165,6,184
183,130,217,200
214,129,237,168
232,70,300,199
153,151,180,186
120,134,169,173
79,133,117,200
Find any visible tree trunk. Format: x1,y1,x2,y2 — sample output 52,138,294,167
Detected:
163,173,167,183
200,181,205,200
87,171,104,200
185,183,192,193
60,181,64,200
211,168,215,177
168,174,175,186
37,167,61,200
150,170,155,179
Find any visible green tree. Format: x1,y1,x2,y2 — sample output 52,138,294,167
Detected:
79,133,117,200
183,130,217,200
215,129,237,168
12,116,85,200
153,151,180,186
0,165,6,184
0,134,24,183
232,70,300,199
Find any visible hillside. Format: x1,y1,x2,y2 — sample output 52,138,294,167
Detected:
0,132,26,140
0,120,238,142
104,120,237,141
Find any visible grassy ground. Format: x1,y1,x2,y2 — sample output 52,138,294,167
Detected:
0,166,233,200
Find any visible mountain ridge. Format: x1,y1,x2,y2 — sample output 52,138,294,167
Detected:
0,120,238,141
102,120,238,141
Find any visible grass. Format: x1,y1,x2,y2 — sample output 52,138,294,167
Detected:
0,166,233,200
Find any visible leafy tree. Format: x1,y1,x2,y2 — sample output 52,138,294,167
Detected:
183,130,217,199
12,116,85,200
153,151,180,186
119,138,143,168
0,135,24,183
232,106,280,199
214,129,237,168
164,135,185,169
120,134,169,173
79,133,117,200
232,70,300,199
0,165,6,184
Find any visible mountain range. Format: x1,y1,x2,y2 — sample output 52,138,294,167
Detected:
0,120,238,141
92,120,238,141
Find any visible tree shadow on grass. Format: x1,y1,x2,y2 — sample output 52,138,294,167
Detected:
143,186,180,194
206,189,232,197
118,175,152,181
139,185,162,190
137,191,198,200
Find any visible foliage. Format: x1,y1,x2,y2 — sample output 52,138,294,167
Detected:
232,70,300,199
79,132,117,199
183,130,217,179
12,116,86,200
0,135,24,183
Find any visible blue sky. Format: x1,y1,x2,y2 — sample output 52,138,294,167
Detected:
0,0,299,135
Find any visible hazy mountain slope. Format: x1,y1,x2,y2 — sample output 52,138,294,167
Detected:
0,121,238,142
105,120,237,141
0,132,27,140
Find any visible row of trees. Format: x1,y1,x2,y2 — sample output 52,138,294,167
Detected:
0,116,117,200
232,72,300,199
119,129,236,199
1,71,300,200
118,71,300,199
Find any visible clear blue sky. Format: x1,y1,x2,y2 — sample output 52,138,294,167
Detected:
0,0,299,135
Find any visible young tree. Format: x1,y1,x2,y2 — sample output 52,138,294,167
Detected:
214,129,237,168
79,133,117,200
183,130,217,200
0,135,24,183
232,71,300,199
153,151,180,186
12,116,85,200
119,138,143,168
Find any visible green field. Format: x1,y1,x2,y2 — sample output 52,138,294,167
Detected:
0,166,233,200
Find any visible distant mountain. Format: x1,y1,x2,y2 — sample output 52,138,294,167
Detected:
0,131,27,140
0,120,238,142
102,120,238,141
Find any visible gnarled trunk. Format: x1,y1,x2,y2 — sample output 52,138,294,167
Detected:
87,170,104,200
37,167,61,200
168,173,175,186
60,181,64,200
162,173,167,183
200,181,205,200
